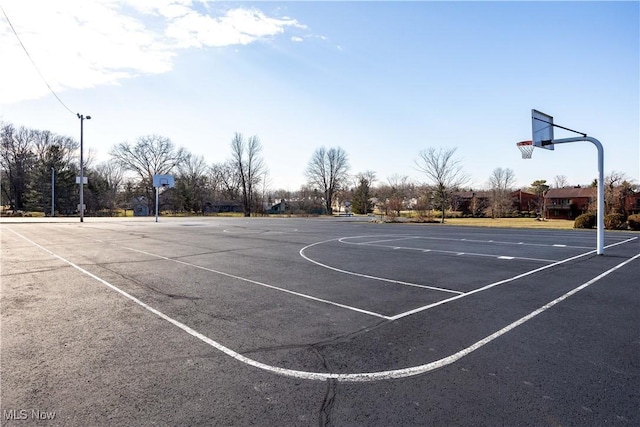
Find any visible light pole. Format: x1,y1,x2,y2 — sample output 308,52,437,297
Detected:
51,167,55,217
77,113,91,222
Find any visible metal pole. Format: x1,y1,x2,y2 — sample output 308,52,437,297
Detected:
77,114,90,222
78,114,84,223
51,167,55,217
551,136,605,255
155,186,159,223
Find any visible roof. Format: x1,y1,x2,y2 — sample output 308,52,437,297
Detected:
545,187,596,199
452,191,491,199
511,190,536,197
451,190,535,199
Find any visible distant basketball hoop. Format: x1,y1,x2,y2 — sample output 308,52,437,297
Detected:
153,174,175,188
516,140,534,159
152,174,175,223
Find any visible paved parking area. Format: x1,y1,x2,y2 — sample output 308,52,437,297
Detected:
2,217,639,425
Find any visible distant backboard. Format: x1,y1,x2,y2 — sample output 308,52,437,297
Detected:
153,174,175,188
532,109,554,150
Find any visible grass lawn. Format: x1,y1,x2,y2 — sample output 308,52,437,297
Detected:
442,217,576,230
372,211,578,230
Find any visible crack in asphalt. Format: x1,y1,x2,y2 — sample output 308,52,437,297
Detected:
319,378,337,427
93,262,203,301
310,345,338,427
237,318,394,424
1,265,70,276
241,318,389,357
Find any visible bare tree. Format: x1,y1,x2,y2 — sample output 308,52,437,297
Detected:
355,170,376,188
387,174,411,217
415,147,469,223
305,146,350,214
90,161,124,214
31,130,78,169
230,133,266,217
604,171,630,214
1,124,37,211
110,134,186,214
0,122,89,215
210,161,241,202
110,134,185,180
414,185,436,221
553,174,569,189
175,153,209,214
26,130,80,213
291,185,325,214
488,167,516,218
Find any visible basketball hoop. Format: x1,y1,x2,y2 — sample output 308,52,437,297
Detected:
516,140,534,159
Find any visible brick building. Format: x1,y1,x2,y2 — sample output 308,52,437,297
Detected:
544,187,596,220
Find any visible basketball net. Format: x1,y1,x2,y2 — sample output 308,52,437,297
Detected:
517,141,534,159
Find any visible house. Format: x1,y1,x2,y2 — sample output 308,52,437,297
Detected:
131,196,150,216
624,193,640,215
450,190,538,217
544,187,596,220
451,191,490,216
268,199,288,214
511,190,538,212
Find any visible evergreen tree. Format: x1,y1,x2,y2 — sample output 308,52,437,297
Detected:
352,176,373,214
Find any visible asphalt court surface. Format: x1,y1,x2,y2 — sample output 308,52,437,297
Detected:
2,217,639,425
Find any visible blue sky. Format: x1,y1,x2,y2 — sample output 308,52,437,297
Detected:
1,1,638,191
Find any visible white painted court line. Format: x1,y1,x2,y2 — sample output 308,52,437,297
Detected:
50,226,400,320
357,236,420,245
118,246,392,320
7,226,638,382
300,239,464,295
388,236,639,321
341,240,558,263
340,234,594,250
8,227,390,320
337,235,586,262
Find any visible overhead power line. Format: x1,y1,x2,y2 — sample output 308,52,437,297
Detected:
1,6,75,115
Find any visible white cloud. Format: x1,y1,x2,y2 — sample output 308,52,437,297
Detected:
0,0,306,104
164,7,305,48
291,36,304,42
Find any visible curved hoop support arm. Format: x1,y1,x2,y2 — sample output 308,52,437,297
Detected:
552,137,604,255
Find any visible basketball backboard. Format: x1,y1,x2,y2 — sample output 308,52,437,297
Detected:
153,174,175,188
532,109,554,150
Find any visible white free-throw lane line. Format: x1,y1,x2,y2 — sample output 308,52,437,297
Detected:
388,236,639,320
118,245,391,319
38,225,391,319
346,242,557,263
360,236,421,245
7,227,639,382
337,235,565,262
300,238,464,295
341,234,594,250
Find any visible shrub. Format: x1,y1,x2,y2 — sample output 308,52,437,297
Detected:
605,213,626,230
574,212,596,229
627,214,640,231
